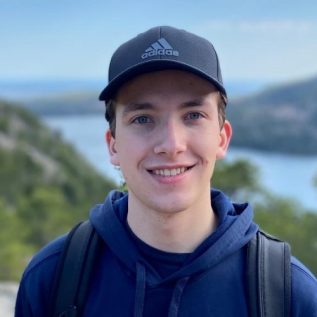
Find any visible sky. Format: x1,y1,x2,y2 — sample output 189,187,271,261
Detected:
1,0,317,84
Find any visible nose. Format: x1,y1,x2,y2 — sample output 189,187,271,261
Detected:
153,118,187,157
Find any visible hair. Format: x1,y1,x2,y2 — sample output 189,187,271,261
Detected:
105,92,227,138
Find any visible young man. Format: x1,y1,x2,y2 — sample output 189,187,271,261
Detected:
16,26,317,316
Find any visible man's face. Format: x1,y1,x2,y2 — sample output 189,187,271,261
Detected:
106,70,232,214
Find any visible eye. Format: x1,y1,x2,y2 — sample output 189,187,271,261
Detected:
184,112,203,120
132,115,152,124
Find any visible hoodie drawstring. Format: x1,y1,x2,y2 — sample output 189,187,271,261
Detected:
134,263,190,317
168,277,190,317
134,262,146,317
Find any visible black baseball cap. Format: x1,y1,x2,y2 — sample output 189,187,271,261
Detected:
99,26,227,103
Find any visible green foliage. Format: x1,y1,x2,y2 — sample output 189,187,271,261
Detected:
16,187,74,248
213,159,317,275
254,194,317,276
0,148,44,206
0,199,35,280
0,116,9,132
213,159,261,200
0,100,116,281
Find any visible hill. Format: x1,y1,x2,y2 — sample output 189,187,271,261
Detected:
23,91,104,116
0,99,116,280
227,76,317,154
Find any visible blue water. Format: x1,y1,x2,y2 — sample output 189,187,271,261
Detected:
43,114,317,211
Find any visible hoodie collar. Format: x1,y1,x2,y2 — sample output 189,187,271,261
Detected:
90,189,258,285
90,189,258,317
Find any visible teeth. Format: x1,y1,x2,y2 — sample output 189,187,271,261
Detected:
153,167,187,177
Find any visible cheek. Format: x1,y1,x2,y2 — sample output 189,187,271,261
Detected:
117,134,146,150
196,132,220,159
115,136,149,164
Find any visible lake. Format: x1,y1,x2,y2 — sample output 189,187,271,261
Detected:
44,114,317,211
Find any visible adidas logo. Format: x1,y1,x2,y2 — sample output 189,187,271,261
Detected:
141,38,179,59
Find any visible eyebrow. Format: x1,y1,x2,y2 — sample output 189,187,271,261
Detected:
180,98,204,108
121,98,206,116
122,102,155,116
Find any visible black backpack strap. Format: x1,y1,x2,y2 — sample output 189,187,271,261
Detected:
50,220,101,317
247,231,291,317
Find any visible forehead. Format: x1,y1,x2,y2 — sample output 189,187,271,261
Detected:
115,69,219,104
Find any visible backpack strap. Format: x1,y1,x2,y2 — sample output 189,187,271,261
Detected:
247,230,291,317
50,220,101,317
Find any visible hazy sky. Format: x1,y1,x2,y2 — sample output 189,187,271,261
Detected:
1,0,317,83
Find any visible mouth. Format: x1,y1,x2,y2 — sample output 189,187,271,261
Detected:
148,165,194,177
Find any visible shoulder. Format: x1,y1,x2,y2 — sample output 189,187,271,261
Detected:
15,234,67,316
23,234,66,278
291,256,317,316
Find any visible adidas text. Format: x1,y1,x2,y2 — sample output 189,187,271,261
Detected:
141,38,179,59
142,49,179,59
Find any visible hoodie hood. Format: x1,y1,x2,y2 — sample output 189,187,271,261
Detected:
89,189,258,317
90,189,257,284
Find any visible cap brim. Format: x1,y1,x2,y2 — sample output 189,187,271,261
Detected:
99,59,227,101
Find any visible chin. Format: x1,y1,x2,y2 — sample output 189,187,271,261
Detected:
146,196,194,215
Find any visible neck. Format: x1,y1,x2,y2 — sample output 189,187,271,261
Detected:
127,192,217,253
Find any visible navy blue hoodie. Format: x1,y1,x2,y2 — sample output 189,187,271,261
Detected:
15,190,317,316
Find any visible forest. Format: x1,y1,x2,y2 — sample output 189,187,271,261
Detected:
0,99,317,281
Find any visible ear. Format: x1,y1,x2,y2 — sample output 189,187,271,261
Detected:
216,120,232,160
105,129,120,166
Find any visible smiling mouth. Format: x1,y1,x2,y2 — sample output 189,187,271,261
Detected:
149,166,194,177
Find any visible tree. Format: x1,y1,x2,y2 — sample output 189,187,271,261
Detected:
254,193,317,276
0,199,34,280
16,187,77,248
213,159,317,276
212,159,262,201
